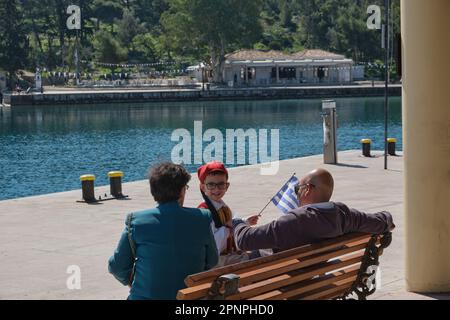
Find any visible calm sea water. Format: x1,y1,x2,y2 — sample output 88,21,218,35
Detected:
0,97,402,200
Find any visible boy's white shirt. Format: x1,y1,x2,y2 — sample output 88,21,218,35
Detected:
208,198,234,255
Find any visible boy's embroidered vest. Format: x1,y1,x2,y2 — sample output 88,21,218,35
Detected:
198,200,236,255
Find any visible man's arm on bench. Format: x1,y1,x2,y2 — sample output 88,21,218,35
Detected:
339,203,395,234
233,215,295,251
233,205,395,253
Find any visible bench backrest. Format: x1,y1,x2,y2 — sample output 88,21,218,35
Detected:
177,232,391,300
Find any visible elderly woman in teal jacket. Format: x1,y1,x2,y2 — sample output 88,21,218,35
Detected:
108,162,218,300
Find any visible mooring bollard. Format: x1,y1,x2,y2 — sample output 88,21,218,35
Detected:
387,138,397,156
80,174,96,203
361,139,372,157
108,171,124,198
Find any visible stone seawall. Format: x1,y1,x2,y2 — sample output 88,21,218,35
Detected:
4,85,402,106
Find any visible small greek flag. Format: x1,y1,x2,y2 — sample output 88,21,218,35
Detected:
271,175,300,214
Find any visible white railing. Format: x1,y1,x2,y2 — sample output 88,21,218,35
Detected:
76,77,197,88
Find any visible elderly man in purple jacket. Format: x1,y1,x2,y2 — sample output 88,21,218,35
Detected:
233,168,395,253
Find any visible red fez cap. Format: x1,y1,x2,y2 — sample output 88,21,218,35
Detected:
197,161,228,184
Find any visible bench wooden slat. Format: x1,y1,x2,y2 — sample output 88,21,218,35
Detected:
176,282,211,300
177,244,366,300
177,232,391,300
315,289,350,300
225,252,364,300
249,265,359,300
290,271,358,300
185,233,372,287
298,277,356,300
236,242,366,284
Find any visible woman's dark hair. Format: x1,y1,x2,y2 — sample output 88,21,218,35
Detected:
149,162,191,203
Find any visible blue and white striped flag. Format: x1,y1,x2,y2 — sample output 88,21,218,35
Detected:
271,175,300,214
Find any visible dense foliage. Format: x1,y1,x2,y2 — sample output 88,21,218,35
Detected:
0,0,400,87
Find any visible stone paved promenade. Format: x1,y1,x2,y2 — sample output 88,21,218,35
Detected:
1,150,449,299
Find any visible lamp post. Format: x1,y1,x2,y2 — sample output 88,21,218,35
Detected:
367,1,390,170
383,0,390,170
66,5,81,85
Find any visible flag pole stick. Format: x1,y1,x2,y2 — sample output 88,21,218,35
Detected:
257,199,272,217
257,173,296,216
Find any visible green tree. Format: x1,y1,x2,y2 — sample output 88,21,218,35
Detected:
334,1,381,62
76,0,96,45
53,0,70,67
21,0,48,63
161,0,263,83
279,0,294,30
0,0,29,89
12,0,402,79
132,33,159,62
261,25,295,51
116,9,145,53
131,0,168,30
93,30,127,66
92,0,123,31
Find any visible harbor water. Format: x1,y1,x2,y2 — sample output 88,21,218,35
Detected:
0,97,402,200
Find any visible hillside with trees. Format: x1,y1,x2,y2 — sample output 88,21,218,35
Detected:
0,0,400,88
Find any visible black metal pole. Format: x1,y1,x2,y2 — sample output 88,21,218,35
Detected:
384,0,390,170
76,29,80,85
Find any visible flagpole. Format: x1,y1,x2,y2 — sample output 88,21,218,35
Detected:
257,173,296,216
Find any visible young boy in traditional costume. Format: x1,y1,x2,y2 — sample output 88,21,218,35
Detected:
197,161,259,267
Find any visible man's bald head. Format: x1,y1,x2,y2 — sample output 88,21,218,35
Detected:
299,168,334,204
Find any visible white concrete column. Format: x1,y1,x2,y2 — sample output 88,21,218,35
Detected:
276,66,280,84
244,66,248,84
349,64,353,83
402,0,450,292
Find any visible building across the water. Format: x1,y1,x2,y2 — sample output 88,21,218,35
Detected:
222,49,358,86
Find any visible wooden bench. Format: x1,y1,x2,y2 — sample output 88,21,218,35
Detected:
177,232,392,300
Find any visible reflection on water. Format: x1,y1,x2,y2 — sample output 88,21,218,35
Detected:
0,97,402,200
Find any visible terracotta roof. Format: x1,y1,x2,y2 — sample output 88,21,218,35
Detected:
226,50,294,61
295,49,345,60
226,49,347,61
